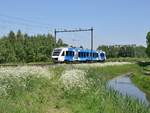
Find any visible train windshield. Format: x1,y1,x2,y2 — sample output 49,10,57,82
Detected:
52,49,62,56
100,53,105,57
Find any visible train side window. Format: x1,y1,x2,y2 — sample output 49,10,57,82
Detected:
81,52,83,58
87,53,89,57
69,51,72,56
73,52,74,56
68,51,70,56
70,51,72,56
66,51,69,56
80,52,82,57
78,52,80,57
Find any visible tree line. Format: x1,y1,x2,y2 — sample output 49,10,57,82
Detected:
0,30,149,63
146,31,150,57
0,30,67,63
97,45,147,58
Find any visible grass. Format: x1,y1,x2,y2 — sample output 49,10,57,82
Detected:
62,64,150,113
131,65,150,96
0,63,149,113
106,57,150,62
0,66,69,113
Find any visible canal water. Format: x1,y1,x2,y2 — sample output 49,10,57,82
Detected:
107,75,150,106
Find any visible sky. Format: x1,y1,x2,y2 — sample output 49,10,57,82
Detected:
0,0,150,49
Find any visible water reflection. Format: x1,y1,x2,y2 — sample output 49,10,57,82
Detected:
107,75,149,106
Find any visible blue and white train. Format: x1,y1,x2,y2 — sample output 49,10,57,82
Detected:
52,47,106,63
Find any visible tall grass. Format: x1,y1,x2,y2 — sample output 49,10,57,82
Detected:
0,66,69,113
0,64,149,113
62,65,150,113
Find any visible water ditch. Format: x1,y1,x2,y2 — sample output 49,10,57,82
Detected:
107,74,150,106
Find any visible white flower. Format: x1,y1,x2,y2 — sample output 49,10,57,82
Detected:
0,66,51,78
60,69,88,90
0,66,52,96
73,62,132,69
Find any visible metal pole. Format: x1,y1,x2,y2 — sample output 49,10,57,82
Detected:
91,27,93,61
54,28,94,51
54,29,57,48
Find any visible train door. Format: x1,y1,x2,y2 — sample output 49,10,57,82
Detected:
74,50,78,61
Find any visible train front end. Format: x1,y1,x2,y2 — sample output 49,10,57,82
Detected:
98,51,106,62
51,48,65,62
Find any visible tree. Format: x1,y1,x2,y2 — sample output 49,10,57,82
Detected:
0,30,67,63
146,32,150,57
97,44,146,58
8,31,16,42
57,38,63,46
135,46,147,57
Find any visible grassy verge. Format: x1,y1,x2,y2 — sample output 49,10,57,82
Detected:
106,57,150,62
0,64,149,113
62,64,150,113
131,66,150,96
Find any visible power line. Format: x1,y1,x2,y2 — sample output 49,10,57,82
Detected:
0,13,52,28
0,20,50,36
0,18,50,30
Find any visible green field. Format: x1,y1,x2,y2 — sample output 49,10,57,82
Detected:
0,63,149,113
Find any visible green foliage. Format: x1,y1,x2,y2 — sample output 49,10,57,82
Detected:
132,65,150,95
97,45,147,58
146,32,150,57
0,30,68,63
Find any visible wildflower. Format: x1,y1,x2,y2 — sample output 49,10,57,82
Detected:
60,69,88,90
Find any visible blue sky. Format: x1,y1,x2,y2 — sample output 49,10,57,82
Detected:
0,0,150,49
